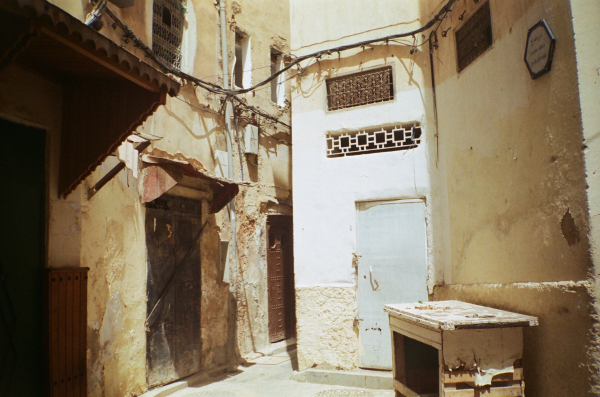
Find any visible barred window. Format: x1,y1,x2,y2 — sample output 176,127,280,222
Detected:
152,0,184,69
326,66,394,111
456,1,492,72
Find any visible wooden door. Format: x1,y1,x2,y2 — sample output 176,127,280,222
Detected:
356,200,428,369
267,215,295,343
145,196,202,387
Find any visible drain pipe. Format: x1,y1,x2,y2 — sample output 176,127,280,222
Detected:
219,0,239,362
219,1,238,293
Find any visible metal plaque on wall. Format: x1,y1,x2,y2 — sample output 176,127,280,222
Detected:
524,20,556,79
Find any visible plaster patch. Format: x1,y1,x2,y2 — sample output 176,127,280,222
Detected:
99,291,125,347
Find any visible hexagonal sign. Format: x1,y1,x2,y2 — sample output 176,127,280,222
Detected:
524,19,556,79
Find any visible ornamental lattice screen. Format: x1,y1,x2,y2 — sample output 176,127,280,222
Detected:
326,66,394,111
152,0,184,69
326,123,422,158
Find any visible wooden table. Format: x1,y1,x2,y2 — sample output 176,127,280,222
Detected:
384,301,538,397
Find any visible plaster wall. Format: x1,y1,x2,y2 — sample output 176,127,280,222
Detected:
433,282,593,397
571,2,600,393
429,0,590,285
290,0,423,55
424,0,597,394
290,1,447,369
4,0,293,394
43,0,294,393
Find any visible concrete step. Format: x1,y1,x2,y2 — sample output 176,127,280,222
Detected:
292,368,393,390
244,337,297,360
140,364,233,397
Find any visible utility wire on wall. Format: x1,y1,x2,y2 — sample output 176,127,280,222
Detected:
97,0,457,93
90,0,458,128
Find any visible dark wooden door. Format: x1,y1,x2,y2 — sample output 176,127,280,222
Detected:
267,215,295,343
145,196,201,387
0,118,45,396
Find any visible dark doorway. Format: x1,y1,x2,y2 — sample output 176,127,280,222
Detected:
0,118,46,396
145,195,202,387
267,215,295,343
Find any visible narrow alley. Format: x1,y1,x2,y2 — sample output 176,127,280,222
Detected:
0,0,599,396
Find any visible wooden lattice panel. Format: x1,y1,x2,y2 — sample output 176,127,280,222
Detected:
152,0,184,69
326,66,394,111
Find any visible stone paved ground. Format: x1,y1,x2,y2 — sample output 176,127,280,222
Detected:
168,358,395,397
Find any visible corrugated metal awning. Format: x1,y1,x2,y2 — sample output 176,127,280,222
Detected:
0,0,181,197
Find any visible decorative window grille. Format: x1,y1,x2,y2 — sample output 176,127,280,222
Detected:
152,0,184,69
326,66,394,111
456,1,492,72
326,123,422,158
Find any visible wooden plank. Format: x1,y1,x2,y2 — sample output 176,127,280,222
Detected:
392,331,407,384
79,272,88,396
72,273,81,397
65,272,74,397
389,316,442,349
50,271,60,397
394,379,420,397
39,27,162,93
384,301,538,331
444,368,523,384
58,272,67,397
444,385,522,397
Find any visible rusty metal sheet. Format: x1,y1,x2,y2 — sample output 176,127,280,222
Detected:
267,215,295,343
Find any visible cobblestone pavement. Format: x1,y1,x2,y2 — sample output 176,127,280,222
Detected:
169,358,394,397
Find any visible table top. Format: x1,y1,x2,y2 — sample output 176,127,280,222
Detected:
384,300,538,330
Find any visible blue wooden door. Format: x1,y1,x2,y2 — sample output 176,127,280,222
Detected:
357,199,428,369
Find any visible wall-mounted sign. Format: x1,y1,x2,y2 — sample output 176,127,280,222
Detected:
524,19,556,79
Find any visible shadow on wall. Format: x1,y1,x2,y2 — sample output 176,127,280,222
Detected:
294,44,429,104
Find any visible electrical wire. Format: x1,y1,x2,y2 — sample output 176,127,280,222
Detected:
102,0,457,97
232,99,244,181
98,0,457,132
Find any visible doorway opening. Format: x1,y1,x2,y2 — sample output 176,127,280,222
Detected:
0,118,46,396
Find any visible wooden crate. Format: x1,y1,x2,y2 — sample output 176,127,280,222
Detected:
385,301,537,397
45,267,89,397
443,367,524,396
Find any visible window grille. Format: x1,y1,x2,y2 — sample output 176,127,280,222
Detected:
152,0,184,69
326,123,422,158
326,66,394,111
456,1,492,72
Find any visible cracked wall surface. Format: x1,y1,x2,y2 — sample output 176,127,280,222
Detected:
2,0,292,395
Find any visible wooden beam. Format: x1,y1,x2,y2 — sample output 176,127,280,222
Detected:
444,368,523,384
389,316,442,349
88,141,151,199
394,379,420,397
